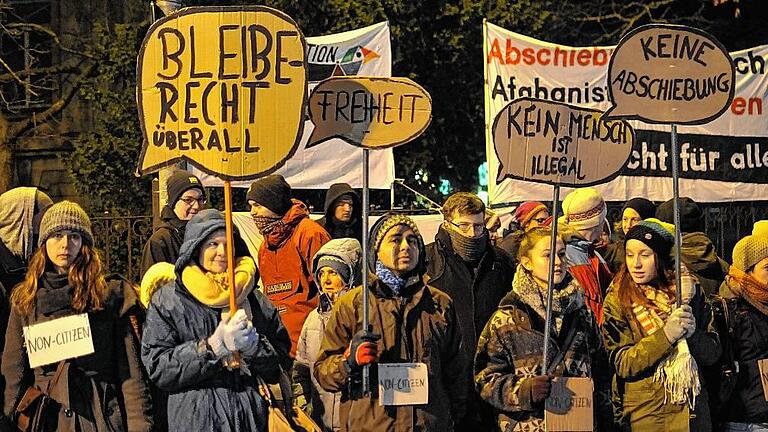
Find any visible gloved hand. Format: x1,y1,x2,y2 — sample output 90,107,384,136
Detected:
223,309,260,356
530,375,553,403
663,305,696,343
207,318,231,358
344,330,380,371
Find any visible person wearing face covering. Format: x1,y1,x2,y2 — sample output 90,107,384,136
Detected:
424,192,513,430
292,238,362,431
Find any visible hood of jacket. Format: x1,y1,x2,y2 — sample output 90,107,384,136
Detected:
174,209,249,277
0,187,44,259
312,237,363,287
140,262,176,308
320,184,362,236
681,231,727,274
323,183,360,214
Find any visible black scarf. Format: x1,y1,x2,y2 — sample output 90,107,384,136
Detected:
37,271,75,316
446,226,488,263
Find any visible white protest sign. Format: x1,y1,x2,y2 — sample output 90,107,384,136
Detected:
544,377,594,432
377,362,428,406
23,313,94,368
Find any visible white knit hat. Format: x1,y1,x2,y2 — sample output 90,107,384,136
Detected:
560,187,606,231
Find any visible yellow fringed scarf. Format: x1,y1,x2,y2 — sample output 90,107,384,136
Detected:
182,256,256,313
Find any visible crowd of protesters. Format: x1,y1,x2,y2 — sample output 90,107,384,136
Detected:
0,172,766,432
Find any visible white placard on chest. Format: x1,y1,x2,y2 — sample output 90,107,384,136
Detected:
23,313,95,368
378,362,429,406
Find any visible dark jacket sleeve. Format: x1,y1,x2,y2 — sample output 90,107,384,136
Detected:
313,298,355,393
1,306,32,419
586,311,614,432
140,297,223,392
117,305,153,432
140,230,173,277
602,291,674,379
440,298,469,422
245,291,291,383
474,311,537,414
686,291,721,367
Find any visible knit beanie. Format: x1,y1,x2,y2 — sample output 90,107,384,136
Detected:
752,220,768,238
38,201,94,247
560,187,606,230
732,234,768,272
656,197,703,234
622,197,656,220
166,170,205,206
316,256,352,287
515,201,547,226
246,175,292,216
625,218,675,262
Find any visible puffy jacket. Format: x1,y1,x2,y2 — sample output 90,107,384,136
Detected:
602,285,721,431
474,281,612,432
316,184,362,243
313,277,469,432
140,206,186,277
2,279,153,432
259,204,331,357
719,280,768,423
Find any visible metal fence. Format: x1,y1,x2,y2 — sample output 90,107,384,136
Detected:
90,214,153,283
606,201,768,261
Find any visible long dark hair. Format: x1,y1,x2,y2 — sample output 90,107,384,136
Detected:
11,243,108,316
615,247,676,311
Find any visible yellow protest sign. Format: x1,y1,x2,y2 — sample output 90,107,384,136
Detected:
306,77,432,149
605,24,735,125
136,6,307,180
493,98,634,187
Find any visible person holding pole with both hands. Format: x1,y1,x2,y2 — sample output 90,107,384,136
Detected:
474,227,612,432
602,219,721,431
141,209,291,431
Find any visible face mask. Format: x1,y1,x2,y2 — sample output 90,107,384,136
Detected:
446,227,488,262
252,215,281,235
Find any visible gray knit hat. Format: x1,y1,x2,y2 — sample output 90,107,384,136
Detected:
38,201,93,247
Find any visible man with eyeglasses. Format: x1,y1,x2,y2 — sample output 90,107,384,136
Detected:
140,170,207,277
424,192,513,430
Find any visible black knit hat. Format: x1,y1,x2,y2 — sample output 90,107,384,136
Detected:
656,197,703,233
625,219,675,262
166,171,205,206
622,198,656,220
246,175,292,216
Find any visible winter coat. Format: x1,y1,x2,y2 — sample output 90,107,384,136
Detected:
602,285,721,431
496,229,524,269
2,277,153,432
718,281,768,423
293,238,362,432
313,276,469,432
141,210,292,432
474,276,612,432
680,232,729,296
316,184,362,243
601,231,626,275
561,231,613,325
424,226,513,427
259,207,331,357
140,206,186,278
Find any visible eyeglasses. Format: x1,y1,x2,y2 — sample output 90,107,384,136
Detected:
180,196,206,206
446,219,485,234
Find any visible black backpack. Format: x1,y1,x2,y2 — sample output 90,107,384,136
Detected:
704,294,739,417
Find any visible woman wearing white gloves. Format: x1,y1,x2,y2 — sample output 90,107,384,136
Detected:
141,209,291,432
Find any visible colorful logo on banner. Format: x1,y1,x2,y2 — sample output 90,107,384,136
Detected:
306,77,432,149
307,44,380,82
493,98,634,187
605,24,735,125
136,6,307,180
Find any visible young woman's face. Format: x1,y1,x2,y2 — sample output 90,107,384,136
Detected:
198,229,228,274
621,207,642,234
625,239,658,285
46,230,82,273
521,236,566,288
749,257,768,286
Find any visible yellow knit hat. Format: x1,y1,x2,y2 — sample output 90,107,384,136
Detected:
732,234,768,272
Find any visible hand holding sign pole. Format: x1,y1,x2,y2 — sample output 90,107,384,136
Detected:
491,97,634,429
136,6,308,368
307,76,432,395
604,24,735,305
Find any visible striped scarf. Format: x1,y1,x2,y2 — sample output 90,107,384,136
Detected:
632,286,700,408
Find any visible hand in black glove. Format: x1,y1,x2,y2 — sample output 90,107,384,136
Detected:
344,330,381,371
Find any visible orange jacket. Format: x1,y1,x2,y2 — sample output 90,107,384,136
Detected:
259,203,331,357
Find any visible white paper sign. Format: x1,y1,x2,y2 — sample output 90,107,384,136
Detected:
23,313,95,368
544,377,594,432
377,362,428,406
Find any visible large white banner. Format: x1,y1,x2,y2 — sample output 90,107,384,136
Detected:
196,22,394,189
484,21,768,203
